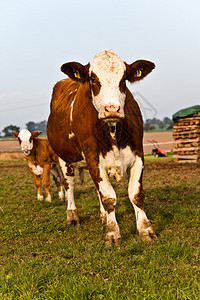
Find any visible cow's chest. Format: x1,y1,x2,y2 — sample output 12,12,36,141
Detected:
100,146,135,182
28,163,43,176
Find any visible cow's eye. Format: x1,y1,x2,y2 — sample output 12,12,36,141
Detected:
18,138,22,144
29,137,32,143
91,77,95,84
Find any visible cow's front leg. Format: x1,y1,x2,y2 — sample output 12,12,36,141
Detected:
32,173,43,200
59,159,79,225
42,164,51,202
91,166,121,246
128,156,156,241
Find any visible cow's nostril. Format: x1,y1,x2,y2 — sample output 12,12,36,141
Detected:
102,105,123,120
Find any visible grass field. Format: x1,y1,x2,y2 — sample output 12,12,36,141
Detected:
0,157,200,299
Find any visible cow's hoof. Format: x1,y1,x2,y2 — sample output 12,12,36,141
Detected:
37,194,43,201
45,194,52,203
105,222,121,247
67,209,80,225
139,227,157,242
59,195,65,202
59,188,65,201
105,233,121,247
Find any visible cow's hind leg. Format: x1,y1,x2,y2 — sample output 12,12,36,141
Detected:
128,156,156,241
42,164,52,202
51,164,64,201
59,159,79,225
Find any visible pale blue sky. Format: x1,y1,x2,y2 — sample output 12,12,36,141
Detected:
0,0,200,131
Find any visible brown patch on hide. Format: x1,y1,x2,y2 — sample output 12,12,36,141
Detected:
133,192,145,210
102,197,115,213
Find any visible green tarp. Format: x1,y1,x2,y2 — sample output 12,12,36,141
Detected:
172,105,200,122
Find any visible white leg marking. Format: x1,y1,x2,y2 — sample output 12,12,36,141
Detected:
105,210,121,246
128,156,156,241
66,176,76,210
128,155,143,201
97,191,106,224
45,193,52,202
98,166,121,245
37,193,43,201
133,204,152,237
99,167,116,200
59,186,65,200
59,158,77,211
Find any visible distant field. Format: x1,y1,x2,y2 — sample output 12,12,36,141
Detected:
0,159,199,299
0,131,174,155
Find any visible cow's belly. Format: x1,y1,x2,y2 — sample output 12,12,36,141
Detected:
100,146,135,182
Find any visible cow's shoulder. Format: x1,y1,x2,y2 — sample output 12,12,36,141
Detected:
51,78,80,110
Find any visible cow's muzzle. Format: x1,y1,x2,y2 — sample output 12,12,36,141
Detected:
101,105,124,123
21,145,31,155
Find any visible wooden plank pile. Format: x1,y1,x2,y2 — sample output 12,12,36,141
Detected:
173,113,200,163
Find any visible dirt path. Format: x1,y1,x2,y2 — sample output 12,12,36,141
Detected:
143,131,173,154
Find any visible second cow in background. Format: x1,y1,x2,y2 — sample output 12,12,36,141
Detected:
13,129,64,202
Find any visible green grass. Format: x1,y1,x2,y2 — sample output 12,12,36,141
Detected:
0,159,199,299
144,125,173,132
144,152,173,161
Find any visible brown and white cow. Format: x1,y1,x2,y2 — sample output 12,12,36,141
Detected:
47,49,156,245
13,129,64,202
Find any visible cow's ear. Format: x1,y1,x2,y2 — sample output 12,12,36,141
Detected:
61,62,89,83
32,131,42,138
125,60,155,83
13,131,19,138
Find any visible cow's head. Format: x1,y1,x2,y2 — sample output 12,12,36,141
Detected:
61,49,155,124
13,129,42,155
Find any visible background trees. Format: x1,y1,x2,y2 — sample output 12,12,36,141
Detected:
1,117,173,136
1,120,47,137
2,125,20,137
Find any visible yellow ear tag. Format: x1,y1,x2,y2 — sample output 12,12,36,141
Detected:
74,71,80,79
135,69,143,78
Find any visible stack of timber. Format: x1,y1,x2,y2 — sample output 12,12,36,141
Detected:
173,112,200,163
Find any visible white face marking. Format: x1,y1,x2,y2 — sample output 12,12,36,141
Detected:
100,146,136,182
89,49,126,119
18,129,33,155
28,163,43,175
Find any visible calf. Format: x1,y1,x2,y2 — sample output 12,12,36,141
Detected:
13,129,64,202
47,49,156,245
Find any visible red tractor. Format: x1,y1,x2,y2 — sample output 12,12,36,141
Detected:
148,140,168,157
